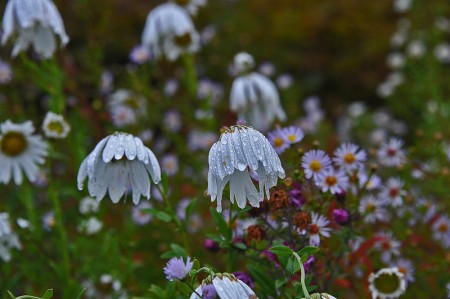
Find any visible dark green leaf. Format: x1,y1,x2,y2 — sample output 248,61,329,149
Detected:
269,245,294,257
247,264,277,297
209,208,232,241
297,246,320,257
233,243,247,250
42,289,53,299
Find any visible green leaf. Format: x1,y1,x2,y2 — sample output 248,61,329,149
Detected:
233,243,247,250
269,245,294,257
209,208,232,241
193,259,200,270
142,208,172,222
185,198,197,223
176,281,191,296
160,243,188,259
42,289,53,299
161,173,169,196
75,288,86,299
297,246,320,258
247,264,277,297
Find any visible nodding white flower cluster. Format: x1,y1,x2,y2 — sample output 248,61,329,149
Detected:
0,120,47,185
141,3,200,61
230,52,286,132
190,273,258,299
368,267,406,299
170,0,207,16
0,212,21,262
42,111,71,139
207,125,285,212
2,0,69,58
77,132,161,205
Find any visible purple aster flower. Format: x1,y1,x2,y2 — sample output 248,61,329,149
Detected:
163,256,193,281
129,44,151,64
201,284,217,299
233,271,254,289
301,149,332,182
280,126,304,145
268,128,290,154
333,208,350,225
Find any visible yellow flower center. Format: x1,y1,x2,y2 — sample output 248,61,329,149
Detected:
438,223,448,233
287,134,297,142
46,121,65,134
175,33,192,47
365,203,376,213
343,152,356,164
325,176,337,186
1,132,27,157
273,137,284,148
309,160,322,172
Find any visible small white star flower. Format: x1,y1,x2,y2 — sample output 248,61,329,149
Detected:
377,138,406,167
379,177,406,207
41,111,70,139
207,125,285,212
2,0,69,58
359,195,389,224
317,168,349,194
141,3,200,61
77,132,161,205
301,149,332,182
333,143,366,171
0,120,47,185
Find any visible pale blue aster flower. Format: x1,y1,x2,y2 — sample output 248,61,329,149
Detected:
301,149,332,182
267,128,289,154
317,168,349,194
358,196,389,224
377,138,406,167
379,177,406,207
207,125,285,212
129,44,151,64
163,256,193,281
280,126,304,145
0,60,13,84
333,143,366,171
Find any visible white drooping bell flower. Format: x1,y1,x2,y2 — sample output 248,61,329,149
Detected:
207,125,285,212
1,0,69,58
141,3,200,61
190,273,258,299
77,132,161,205
230,52,286,132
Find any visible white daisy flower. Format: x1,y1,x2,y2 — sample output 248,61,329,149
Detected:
131,201,152,225
77,217,102,235
317,168,349,194
308,212,331,246
232,52,255,75
77,132,161,205
161,154,179,176
377,138,406,167
333,143,366,171
432,215,450,248
108,89,147,117
170,0,207,16
2,0,69,58
79,196,100,215
390,259,415,284
375,231,401,263
301,149,332,182
379,177,406,207
141,3,200,61
368,267,406,299
41,111,70,139
434,43,450,63
358,171,382,190
190,273,258,299
406,39,426,58
110,105,137,128
0,120,47,185
359,196,389,224
207,125,285,212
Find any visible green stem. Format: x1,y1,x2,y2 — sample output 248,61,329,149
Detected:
226,205,235,272
292,252,310,299
49,180,71,298
181,53,198,98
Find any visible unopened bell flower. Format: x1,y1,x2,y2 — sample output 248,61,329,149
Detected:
207,125,285,212
77,132,161,205
2,0,69,58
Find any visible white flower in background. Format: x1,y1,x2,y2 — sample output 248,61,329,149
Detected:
375,231,401,263
317,168,349,194
276,73,293,89
0,212,21,262
406,39,426,58
333,143,366,171
129,44,151,64
434,43,450,64
0,60,13,84
230,53,286,131
108,89,147,117
170,0,207,16
110,105,137,128
187,130,217,151
79,196,100,215
77,132,161,205
0,120,47,185
161,154,179,176
197,78,223,105
390,259,415,284
359,195,389,224
432,215,450,248
258,61,276,77
307,212,331,246
379,177,406,207
190,273,257,299
2,0,69,58
42,211,55,231
41,111,70,139
386,52,405,70
297,96,324,133
368,267,406,299
308,294,337,299
393,0,412,13
77,217,102,235
100,71,114,95
301,149,332,182
377,138,406,167
207,125,285,212
131,201,152,225
233,52,255,75
164,78,179,97
163,110,182,132
141,3,200,61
